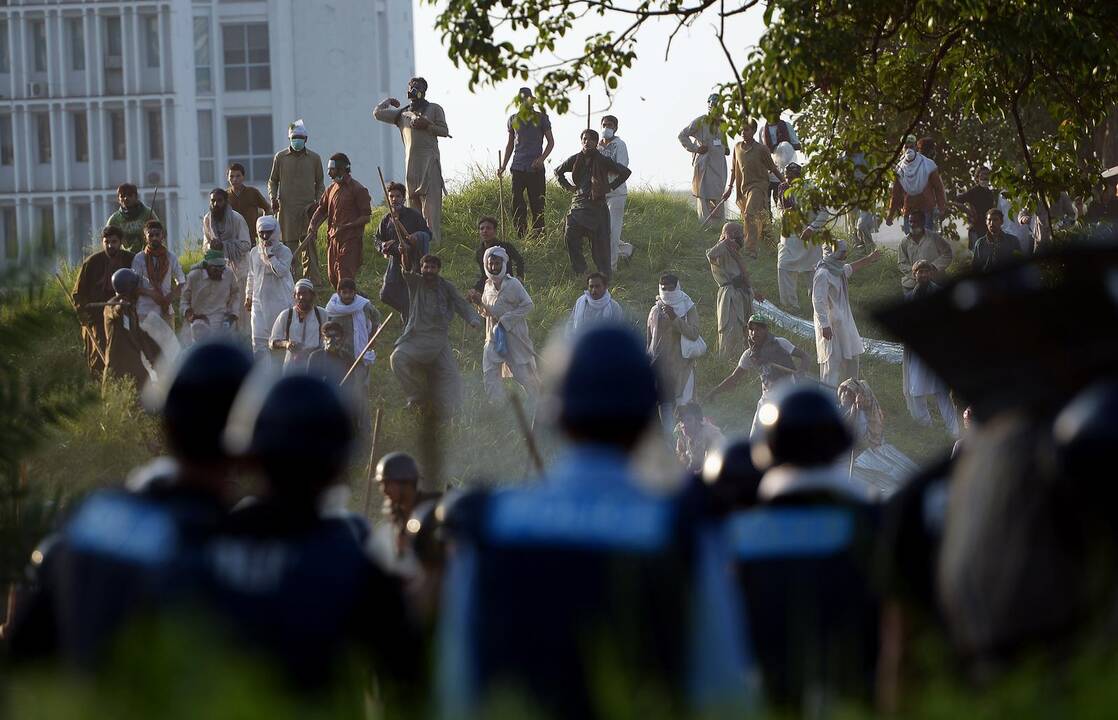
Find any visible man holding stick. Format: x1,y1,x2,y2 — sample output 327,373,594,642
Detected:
70,226,135,380
375,179,430,321
306,153,373,291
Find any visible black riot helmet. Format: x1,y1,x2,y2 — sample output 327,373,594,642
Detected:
148,340,254,464
224,374,355,501
548,324,658,449
375,452,420,486
701,437,763,512
111,267,140,296
1054,381,1118,482
751,384,852,471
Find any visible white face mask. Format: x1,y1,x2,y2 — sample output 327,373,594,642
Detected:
601,128,615,140
904,148,917,162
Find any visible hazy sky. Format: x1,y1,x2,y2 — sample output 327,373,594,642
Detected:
410,2,767,192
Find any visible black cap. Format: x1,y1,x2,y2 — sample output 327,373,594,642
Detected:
111,267,140,295
376,452,420,485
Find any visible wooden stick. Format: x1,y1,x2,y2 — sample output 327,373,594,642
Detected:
497,150,506,241
377,166,414,251
510,393,545,475
700,197,727,228
586,94,591,129
340,312,394,386
363,406,384,518
55,272,108,366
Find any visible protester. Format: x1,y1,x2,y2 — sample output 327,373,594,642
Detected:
306,152,373,290
226,162,271,242
375,180,431,321
886,134,947,233
268,119,325,284
897,209,953,291
5,342,253,669
202,188,252,330
724,117,785,258
182,250,238,343
647,273,702,433
104,183,159,253
775,158,826,312
555,128,632,278
71,226,135,380
839,378,918,495
101,268,161,392
811,241,881,387
673,402,725,473
705,221,756,358
467,246,540,406
757,114,802,206
217,373,423,706
599,114,634,268
951,165,998,249
305,320,350,383
472,216,525,293
568,272,624,333
269,279,325,371
498,87,554,238
324,278,380,415
390,253,481,413
902,261,960,435
244,215,295,361
707,314,811,437
130,219,185,325
374,77,450,244
679,94,731,221
972,208,1023,272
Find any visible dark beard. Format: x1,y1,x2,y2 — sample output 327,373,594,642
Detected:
211,206,226,220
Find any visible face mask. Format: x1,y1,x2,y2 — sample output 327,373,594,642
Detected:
407,88,424,101
290,138,306,152
601,128,615,140
904,148,916,161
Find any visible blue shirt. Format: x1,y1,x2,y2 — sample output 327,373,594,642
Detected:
507,111,551,172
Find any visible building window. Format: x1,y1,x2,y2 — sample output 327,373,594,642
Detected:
197,110,214,184
2,207,17,260
72,111,89,162
68,17,85,71
147,109,163,161
35,113,51,164
226,115,273,182
109,110,126,161
37,206,54,257
0,20,11,74
30,19,47,73
105,15,123,57
104,15,124,95
0,114,12,166
72,202,93,253
193,17,211,93
144,15,160,68
222,23,269,91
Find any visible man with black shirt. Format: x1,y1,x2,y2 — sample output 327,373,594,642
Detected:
472,215,525,293
375,181,430,321
554,129,632,278
972,208,1022,272
951,166,998,249
498,87,555,238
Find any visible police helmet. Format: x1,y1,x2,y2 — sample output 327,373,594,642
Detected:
702,437,763,510
1054,381,1118,481
111,267,140,296
751,384,852,470
151,340,253,463
376,452,420,485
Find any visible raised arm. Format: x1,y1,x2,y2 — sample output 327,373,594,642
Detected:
850,248,882,274
373,98,403,126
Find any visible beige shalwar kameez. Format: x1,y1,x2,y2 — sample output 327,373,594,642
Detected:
374,99,449,245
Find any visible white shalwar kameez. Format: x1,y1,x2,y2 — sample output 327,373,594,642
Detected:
480,247,540,406
776,209,826,312
811,261,863,388
903,348,959,436
245,219,296,356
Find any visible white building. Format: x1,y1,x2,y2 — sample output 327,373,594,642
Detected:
0,0,414,266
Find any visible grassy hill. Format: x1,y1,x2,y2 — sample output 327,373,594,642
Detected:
19,174,956,505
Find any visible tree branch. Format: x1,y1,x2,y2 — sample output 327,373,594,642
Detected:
1010,58,1050,243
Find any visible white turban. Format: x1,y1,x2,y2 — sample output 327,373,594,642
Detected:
772,141,797,172
288,119,307,138
294,278,315,294
256,215,278,233
483,245,509,280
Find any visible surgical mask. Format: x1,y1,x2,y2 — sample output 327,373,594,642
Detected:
290,138,306,152
904,148,916,162
601,128,615,140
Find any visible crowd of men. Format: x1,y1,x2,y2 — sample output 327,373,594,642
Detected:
17,74,1118,716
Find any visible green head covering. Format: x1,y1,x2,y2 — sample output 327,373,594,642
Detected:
203,249,227,267
747,313,769,327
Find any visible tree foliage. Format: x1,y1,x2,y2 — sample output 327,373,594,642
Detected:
432,0,1118,217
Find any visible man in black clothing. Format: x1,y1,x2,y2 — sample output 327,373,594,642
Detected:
951,165,998,249
972,208,1023,273
472,215,525,292
376,181,431,321
555,129,632,279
